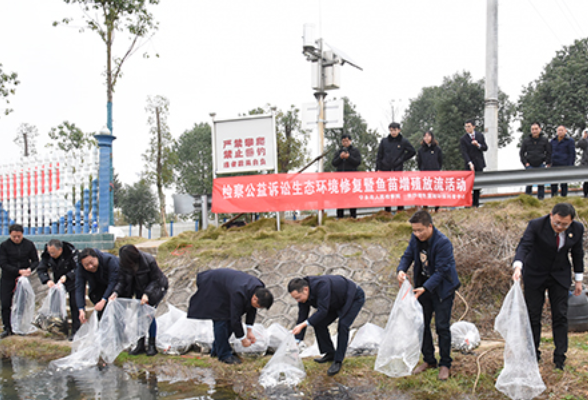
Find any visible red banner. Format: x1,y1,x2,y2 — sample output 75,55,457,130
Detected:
212,171,474,213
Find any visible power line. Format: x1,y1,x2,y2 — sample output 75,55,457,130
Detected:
525,0,565,46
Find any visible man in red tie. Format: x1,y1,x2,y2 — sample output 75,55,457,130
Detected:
512,203,584,370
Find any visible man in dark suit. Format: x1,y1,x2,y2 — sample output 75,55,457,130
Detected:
459,119,488,207
397,210,461,381
512,203,584,370
0,224,39,338
289,275,365,376
332,133,362,219
75,248,120,324
187,269,273,364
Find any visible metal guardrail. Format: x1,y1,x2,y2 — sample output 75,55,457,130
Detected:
474,166,588,189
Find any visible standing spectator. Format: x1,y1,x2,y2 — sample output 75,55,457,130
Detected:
376,122,416,212
109,244,168,356
37,239,80,340
0,224,39,338
512,203,584,370
459,119,488,207
576,128,588,198
417,130,443,211
550,125,575,197
520,122,551,200
397,210,460,381
331,134,362,218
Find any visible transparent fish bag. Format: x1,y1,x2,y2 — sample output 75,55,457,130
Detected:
11,277,37,335
157,317,213,355
231,323,268,358
49,312,100,371
374,279,424,377
494,281,545,400
347,323,385,356
266,322,290,353
259,334,306,388
154,304,185,335
34,283,68,334
450,321,481,353
99,298,155,363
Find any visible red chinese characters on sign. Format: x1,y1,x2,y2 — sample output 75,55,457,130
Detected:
221,136,269,170
212,171,474,213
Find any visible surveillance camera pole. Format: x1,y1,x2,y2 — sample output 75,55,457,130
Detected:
315,38,327,226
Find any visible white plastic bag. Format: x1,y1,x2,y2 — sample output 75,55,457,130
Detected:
49,312,101,371
348,323,385,356
99,298,155,363
155,304,185,335
11,277,37,335
34,283,68,334
450,321,481,352
259,334,306,388
494,281,546,400
231,323,268,357
375,280,424,377
267,323,290,353
157,317,213,355
299,333,338,358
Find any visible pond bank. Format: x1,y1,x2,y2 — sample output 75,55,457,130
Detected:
1,333,587,399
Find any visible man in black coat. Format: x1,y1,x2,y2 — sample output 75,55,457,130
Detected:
37,239,80,339
75,248,120,324
0,224,39,338
459,119,488,207
512,203,584,370
376,122,416,212
289,275,365,376
331,134,362,219
519,122,551,200
187,268,273,364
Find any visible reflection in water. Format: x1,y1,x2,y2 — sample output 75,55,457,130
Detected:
0,357,239,399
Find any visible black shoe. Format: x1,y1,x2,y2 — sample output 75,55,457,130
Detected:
0,330,13,339
67,334,74,342
146,337,157,357
327,361,342,376
555,362,564,371
221,355,242,365
314,353,335,364
128,338,146,355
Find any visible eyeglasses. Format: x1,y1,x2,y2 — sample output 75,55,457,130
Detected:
552,221,571,229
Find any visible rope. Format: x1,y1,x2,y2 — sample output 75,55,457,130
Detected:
171,244,192,256
455,290,469,321
472,345,503,395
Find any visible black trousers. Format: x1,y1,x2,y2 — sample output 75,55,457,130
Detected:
313,286,365,362
1,277,17,331
524,275,568,365
336,209,357,219
66,289,81,335
550,183,568,197
419,290,454,368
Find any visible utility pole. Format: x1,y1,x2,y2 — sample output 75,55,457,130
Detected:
302,24,362,225
484,0,499,171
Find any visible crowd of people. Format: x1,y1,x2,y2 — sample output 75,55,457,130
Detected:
0,200,584,381
332,119,588,217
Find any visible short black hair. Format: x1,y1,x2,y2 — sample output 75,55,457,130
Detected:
287,278,309,293
9,224,23,233
341,133,351,141
388,122,401,129
409,210,433,226
465,119,475,126
47,239,63,249
530,122,541,128
254,287,273,309
119,244,141,270
552,203,575,219
79,248,98,261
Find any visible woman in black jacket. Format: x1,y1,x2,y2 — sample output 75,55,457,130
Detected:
109,244,168,356
417,130,443,171
417,131,443,211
